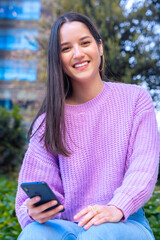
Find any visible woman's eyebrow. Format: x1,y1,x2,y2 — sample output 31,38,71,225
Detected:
80,36,92,40
61,42,69,47
61,36,92,46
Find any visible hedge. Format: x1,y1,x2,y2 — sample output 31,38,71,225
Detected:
0,105,26,174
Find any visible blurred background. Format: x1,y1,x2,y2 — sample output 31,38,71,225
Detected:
0,0,160,239
0,0,160,128
0,0,43,129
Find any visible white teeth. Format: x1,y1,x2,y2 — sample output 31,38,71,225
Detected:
74,62,88,68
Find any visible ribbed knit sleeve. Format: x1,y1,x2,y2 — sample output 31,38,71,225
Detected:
15,114,64,229
107,88,160,220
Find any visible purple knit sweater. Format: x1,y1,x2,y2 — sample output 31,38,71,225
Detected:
15,82,160,229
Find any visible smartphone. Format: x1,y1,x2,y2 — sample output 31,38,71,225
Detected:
21,181,65,212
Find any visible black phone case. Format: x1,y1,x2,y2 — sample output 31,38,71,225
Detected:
20,181,65,212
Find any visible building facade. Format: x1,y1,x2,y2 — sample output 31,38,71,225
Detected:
0,0,45,127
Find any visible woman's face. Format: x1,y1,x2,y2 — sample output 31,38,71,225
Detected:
60,21,103,85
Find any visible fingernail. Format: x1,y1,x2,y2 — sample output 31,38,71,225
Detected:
35,196,40,201
78,221,83,227
52,200,57,205
84,225,88,230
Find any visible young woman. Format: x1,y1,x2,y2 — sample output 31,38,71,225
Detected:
16,12,159,240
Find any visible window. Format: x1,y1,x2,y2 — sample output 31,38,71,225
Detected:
0,99,13,109
0,0,41,20
0,59,37,81
0,29,38,50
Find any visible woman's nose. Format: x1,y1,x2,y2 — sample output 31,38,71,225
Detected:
73,46,84,59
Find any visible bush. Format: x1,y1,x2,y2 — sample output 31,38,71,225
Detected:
0,105,27,174
144,186,160,240
0,175,21,239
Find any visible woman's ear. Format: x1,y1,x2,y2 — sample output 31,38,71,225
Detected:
99,39,103,56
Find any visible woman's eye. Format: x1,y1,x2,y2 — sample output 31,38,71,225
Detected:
61,47,70,52
82,41,90,46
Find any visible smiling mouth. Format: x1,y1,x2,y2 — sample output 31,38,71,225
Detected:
73,61,89,68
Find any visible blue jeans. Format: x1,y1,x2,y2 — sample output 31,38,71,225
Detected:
18,208,155,240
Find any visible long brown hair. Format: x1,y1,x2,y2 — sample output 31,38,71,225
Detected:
28,12,104,156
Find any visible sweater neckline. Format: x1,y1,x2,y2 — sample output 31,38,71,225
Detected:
65,81,111,114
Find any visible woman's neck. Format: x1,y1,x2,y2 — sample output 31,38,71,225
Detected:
66,79,104,105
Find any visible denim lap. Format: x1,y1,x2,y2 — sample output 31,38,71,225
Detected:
18,209,155,240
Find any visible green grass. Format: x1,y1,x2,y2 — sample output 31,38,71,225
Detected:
0,175,160,239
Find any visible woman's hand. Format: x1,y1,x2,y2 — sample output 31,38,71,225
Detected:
26,196,64,224
74,205,123,230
